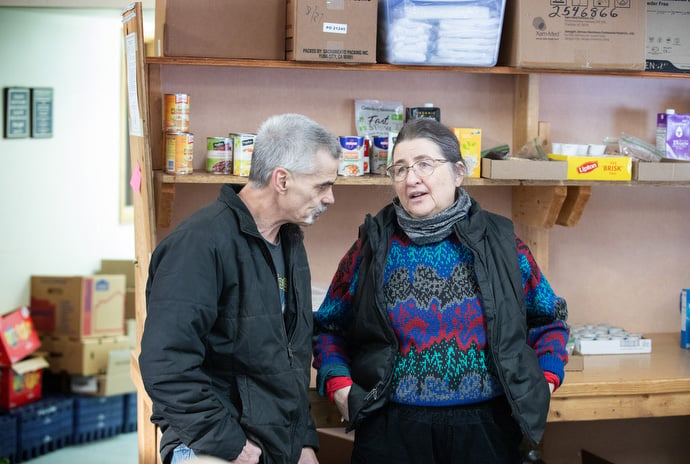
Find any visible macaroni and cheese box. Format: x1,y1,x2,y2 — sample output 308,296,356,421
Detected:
0,306,41,366
548,154,632,181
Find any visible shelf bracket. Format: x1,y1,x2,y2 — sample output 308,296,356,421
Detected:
155,173,176,229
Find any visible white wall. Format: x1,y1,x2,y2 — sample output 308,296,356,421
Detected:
0,7,151,311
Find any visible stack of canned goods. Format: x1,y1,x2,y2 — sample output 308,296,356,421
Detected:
164,93,193,175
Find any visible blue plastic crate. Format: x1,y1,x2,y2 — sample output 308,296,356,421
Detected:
72,395,124,444
8,395,73,463
122,392,137,433
0,413,18,463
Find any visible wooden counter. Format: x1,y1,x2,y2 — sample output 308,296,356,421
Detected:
549,332,690,421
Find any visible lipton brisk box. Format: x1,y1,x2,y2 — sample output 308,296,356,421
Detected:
0,306,41,366
452,128,481,178
30,275,126,339
500,0,645,70
682,289,690,349
0,356,49,409
548,154,632,181
286,0,378,63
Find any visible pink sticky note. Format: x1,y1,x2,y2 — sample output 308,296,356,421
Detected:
130,162,142,193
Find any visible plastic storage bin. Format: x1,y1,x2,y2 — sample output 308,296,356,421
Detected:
122,392,138,433
9,395,73,463
0,413,18,463
72,395,124,444
378,0,507,66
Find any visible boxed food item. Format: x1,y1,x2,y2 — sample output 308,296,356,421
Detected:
378,0,507,66
0,306,41,366
30,275,126,339
481,158,567,180
575,337,652,355
548,154,632,181
646,1,690,73
155,0,286,60
500,0,646,70
40,334,131,376
286,0,378,63
452,128,481,178
0,356,49,409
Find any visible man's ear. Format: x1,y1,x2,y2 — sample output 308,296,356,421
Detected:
273,167,289,193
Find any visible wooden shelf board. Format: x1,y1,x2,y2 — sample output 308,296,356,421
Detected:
146,56,690,80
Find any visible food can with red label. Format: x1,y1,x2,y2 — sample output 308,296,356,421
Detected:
206,137,233,174
165,132,194,175
338,136,365,176
163,93,190,132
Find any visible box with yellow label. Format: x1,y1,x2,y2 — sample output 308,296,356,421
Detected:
452,128,481,178
548,154,631,181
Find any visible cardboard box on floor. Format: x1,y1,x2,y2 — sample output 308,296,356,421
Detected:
30,275,126,339
70,349,136,397
0,356,49,409
286,0,378,63
500,0,645,70
40,334,131,376
155,0,286,60
98,259,135,320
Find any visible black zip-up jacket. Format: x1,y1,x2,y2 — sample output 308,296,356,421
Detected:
139,185,318,464
345,200,551,444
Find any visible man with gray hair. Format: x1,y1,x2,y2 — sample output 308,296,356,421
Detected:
140,114,341,464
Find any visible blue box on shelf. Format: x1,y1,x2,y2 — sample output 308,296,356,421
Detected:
8,395,74,463
0,413,18,463
72,394,124,444
122,392,137,433
377,0,507,66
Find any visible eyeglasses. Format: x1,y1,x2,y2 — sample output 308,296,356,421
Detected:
386,158,451,182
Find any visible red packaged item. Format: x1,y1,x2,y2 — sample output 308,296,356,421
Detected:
0,306,41,366
0,356,48,409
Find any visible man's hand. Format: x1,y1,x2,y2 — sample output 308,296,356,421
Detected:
333,385,351,422
229,439,262,464
298,447,319,464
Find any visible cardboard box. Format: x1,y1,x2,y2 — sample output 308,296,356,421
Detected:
575,337,652,355
230,132,255,177
646,1,690,73
481,158,567,180
40,335,131,376
565,353,584,372
633,159,690,181
155,0,286,60
0,356,48,409
0,306,41,366
548,154,632,181
70,349,136,396
99,259,136,320
682,289,690,349
500,0,646,70
378,0,506,66
664,113,690,160
286,0,378,63
30,275,126,339
452,128,481,178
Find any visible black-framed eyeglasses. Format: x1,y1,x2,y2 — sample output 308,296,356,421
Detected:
386,158,451,182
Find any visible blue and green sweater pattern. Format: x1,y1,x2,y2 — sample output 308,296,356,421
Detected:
313,230,569,407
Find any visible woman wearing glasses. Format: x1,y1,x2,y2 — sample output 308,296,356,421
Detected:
312,118,569,464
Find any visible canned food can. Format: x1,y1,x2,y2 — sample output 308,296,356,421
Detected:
166,132,194,175
371,136,389,175
206,136,233,174
230,133,256,177
338,136,365,176
163,93,190,132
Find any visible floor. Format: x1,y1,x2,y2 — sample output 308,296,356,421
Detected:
20,431,138,464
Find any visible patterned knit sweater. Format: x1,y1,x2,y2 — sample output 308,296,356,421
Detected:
313,230,569,407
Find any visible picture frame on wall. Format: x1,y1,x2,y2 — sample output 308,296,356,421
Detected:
3,87,30,139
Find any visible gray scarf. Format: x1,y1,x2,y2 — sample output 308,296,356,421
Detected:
394,188,472,245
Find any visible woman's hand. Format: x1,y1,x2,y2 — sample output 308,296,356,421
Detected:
333,385,351,422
